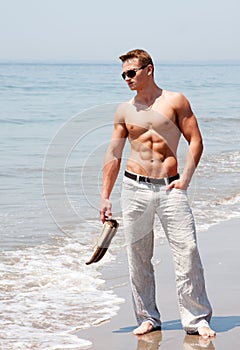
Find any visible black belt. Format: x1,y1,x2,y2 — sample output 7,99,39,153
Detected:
124,170,179,185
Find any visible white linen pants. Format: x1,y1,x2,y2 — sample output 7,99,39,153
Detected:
121,174,212,333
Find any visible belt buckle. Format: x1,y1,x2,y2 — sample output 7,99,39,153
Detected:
148,177,156,184
150,178,157,184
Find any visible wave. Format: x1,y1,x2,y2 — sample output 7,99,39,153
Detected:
0,235,124,349
199,150,240,174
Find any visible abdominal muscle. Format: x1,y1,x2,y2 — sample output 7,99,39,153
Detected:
126,132,179,178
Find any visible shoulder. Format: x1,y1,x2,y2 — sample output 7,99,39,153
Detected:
163,90,193,120
114,101,132,122
111,103,129,137
163,90,190,109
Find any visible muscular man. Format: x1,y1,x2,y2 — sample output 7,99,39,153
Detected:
100,49,216,339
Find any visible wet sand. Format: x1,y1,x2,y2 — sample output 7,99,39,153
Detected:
78,218,240,349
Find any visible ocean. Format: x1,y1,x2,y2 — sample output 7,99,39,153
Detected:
0,62,239,349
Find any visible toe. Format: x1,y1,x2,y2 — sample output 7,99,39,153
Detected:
133,322,154,335
198,326,216,339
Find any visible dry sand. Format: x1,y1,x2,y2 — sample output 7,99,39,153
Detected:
78,218,240,349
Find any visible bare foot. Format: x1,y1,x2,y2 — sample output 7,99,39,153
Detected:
133,321,154,335
198,326,216,339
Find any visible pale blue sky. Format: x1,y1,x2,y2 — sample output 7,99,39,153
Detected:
0,0,239,62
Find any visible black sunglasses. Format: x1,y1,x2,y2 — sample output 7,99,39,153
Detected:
121,64,148,80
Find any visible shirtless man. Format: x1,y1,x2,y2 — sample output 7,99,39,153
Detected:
100,49,216,339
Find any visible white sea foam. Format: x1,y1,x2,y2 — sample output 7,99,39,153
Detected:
0,237,124,349
192,192,240,232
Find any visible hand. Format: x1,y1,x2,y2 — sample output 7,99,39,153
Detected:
166,178,189,191
100,198,112,223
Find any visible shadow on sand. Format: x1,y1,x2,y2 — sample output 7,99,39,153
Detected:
113,315,240,334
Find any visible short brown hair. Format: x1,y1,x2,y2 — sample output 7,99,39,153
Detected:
119,49,154,73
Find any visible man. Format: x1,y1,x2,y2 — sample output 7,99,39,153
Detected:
100,49,215,339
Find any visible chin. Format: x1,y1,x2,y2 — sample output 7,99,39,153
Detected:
128,84,136,90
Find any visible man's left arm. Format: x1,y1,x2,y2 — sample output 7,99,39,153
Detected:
168,93,203,190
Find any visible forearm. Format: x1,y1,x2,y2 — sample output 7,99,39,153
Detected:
181,139,203,186
100,157,121,222
101,136,126,199
102,157,121,199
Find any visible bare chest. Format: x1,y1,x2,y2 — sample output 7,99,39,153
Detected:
125,103,179,141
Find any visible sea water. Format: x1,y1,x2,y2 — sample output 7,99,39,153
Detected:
0,62,239,349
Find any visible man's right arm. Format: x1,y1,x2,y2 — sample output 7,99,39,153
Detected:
100,106,128,222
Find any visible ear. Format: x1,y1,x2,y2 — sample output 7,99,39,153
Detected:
147,64,153,76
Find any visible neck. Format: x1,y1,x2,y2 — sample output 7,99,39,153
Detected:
135,82,162,107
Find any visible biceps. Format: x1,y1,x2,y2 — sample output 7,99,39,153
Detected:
181,115,202,143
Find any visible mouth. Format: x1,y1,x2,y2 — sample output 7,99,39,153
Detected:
127,81,134,87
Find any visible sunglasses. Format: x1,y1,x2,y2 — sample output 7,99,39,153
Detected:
121,64,148,80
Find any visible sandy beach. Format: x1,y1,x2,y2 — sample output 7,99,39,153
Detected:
78,218,240,349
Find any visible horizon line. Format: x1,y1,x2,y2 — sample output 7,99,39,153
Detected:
0,58,240,65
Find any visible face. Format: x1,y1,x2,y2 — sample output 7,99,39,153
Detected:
121,58,148,90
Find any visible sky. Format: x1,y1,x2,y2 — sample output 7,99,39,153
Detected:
0,0,239,63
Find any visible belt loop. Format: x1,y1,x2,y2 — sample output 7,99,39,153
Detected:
136,174,140,182
164,177,169,186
